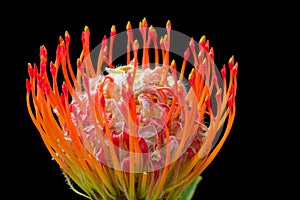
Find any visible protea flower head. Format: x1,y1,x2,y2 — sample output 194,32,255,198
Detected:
26,17,238,200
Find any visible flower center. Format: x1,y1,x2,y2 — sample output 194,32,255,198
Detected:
65,64,205,172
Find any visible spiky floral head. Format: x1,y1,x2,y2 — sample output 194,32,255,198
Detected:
26,18,238,200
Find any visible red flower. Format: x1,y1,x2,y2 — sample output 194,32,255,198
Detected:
26,17,238,200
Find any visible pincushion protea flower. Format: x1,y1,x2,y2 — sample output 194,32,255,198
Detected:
26,18,238,200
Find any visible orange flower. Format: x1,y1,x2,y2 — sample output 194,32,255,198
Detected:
26,17,238,200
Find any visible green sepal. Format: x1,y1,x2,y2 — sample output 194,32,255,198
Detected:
179,176,202,200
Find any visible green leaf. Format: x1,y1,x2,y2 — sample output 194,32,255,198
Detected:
179,176,202,200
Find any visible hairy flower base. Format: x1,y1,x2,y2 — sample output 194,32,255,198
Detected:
26,18,238,200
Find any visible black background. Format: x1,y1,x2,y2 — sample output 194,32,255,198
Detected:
4,4,266,200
